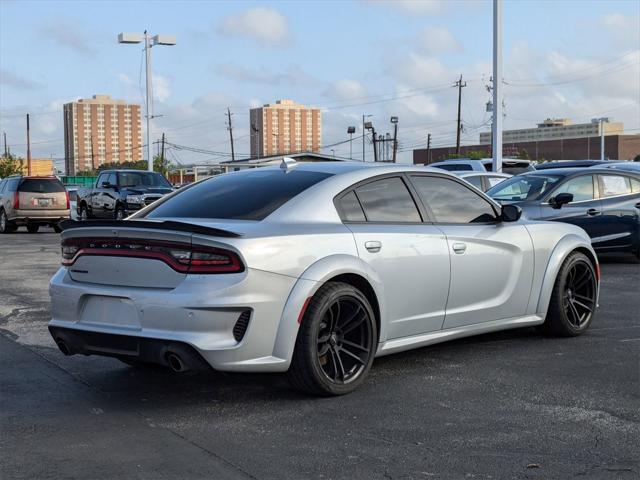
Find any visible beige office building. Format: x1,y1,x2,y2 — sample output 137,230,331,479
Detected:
479,118,624,144
63,95,142,175
250,99,321,158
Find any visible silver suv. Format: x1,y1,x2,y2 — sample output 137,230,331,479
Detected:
0,176,70,233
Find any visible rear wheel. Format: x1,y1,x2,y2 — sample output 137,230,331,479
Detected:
288,282,377,396
0,210,15,234
53,223,62,233
543,252,597,337
26,225,39,233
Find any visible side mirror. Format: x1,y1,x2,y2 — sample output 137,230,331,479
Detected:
101,181,110,188
549,192,573,209
501,204,522,222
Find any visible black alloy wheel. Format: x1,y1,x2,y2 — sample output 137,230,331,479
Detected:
544,252,597,336
288,282,377,396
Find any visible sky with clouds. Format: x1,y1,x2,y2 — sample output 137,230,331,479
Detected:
0,0,638,168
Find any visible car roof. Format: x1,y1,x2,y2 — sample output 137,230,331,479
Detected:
455,171,511,177
522,167,640,177
99,169,162,173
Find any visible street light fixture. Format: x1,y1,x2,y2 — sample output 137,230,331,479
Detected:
347,126,356,160
118,31,176,171
364,122,378,162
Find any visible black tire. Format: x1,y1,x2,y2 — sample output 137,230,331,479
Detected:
53,223,63,233
288,282,377,396
26,225,39,233
114,205,126,220
79,204,89,221
0,210,15,234
542,252,597,337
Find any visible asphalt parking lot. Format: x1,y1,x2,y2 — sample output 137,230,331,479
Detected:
1,229,638,480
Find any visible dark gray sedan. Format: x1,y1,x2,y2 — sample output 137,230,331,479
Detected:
486,168,640,260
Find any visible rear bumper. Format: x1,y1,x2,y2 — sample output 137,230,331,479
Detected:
11,209,69,225
48,266,300,372
49,326,211,371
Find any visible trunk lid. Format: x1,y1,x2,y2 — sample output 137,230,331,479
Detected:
60,220,244,289
18,177,67,210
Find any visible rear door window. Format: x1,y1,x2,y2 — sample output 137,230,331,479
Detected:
599,175,631,197
631,178,640,193
354,177,421,223
410,175,497,224
18,178,65,193
552,175,595,202
145,169,333,220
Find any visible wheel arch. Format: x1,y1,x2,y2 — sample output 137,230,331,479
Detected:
536,235,599,317
272,254,386,368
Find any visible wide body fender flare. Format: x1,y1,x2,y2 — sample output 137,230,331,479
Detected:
271,254,386,367
535,234,599,318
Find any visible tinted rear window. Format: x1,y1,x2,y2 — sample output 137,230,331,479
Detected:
433,164,471,172
145,169,333,220
18,178,65,193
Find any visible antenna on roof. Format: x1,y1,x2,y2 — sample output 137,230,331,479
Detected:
280,157,297,171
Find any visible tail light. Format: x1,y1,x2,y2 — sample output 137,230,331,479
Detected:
13,192,19,209
61,237,244,274
65,191,70,209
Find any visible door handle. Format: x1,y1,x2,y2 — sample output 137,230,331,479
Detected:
364,241,382,253
452,243,467,254
586,208,600,216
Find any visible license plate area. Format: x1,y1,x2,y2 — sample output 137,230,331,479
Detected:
37,198,51,207
79,295,141,330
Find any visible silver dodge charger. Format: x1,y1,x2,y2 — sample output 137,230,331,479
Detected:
48,161,599,396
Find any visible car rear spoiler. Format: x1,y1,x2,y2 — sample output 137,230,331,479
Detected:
58,219,242,238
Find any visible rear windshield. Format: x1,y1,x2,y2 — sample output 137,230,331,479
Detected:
118,172,171,188
144,169,333,220
18,178,65,193
433,164,471,172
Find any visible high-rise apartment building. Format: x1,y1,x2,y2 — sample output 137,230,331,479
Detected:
250,99,321,158
63,95,142,174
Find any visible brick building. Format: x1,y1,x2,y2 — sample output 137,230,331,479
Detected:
63,95,142,175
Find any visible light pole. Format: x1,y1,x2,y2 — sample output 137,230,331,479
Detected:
118,31,176,171
347,126,356,160
362,114,372,161
390,116,398,163
491,0,502,172
592,117,609,160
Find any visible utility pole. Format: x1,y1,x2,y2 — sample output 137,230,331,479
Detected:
492,0,503,172
3,131,7,157
362,115,366,162
426,133,432,164
227,107,235,162
392,122,398,163
454,75,467,155
372,128,378,163
26,114,32,175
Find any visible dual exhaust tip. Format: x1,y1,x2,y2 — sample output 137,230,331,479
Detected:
54,336,205,373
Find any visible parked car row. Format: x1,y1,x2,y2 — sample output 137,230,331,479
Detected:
0,169,174,233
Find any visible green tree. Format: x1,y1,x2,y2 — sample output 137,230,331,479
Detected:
0,154,25,178
517,149,531,160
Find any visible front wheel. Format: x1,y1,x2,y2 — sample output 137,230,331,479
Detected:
114,205,126,220
79,204,88,221
288,282,377,396
543,252,597,337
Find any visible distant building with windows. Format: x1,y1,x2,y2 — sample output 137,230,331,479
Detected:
249,99,321,158
479,118,624,144
63,95,142,175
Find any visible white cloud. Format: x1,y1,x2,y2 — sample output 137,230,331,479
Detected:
419,26,462,55
0,69,42,90
153,74,171,103
217,8,291,46
324,79,368,101
40,19,95,56
363,0,447,15
214,63,318,86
